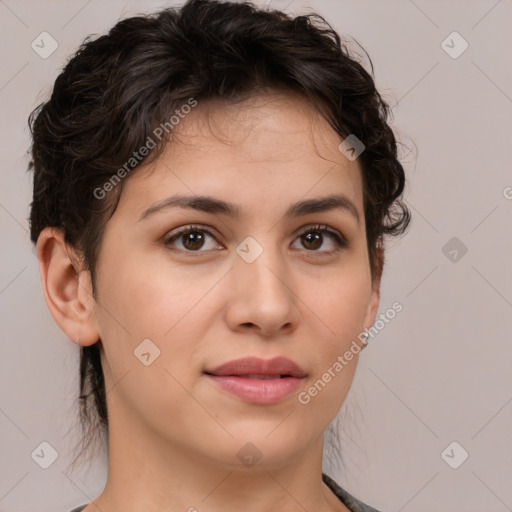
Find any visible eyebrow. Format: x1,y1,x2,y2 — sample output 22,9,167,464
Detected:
138,193,360,224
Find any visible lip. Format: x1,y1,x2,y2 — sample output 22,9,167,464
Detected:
204,357,306,405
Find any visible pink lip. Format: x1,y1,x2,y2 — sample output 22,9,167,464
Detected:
204,357,306,405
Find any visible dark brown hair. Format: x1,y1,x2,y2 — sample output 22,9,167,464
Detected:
28,0,410,468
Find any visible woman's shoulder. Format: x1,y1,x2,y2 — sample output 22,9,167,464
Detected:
322,472,383,512
69,475,382,512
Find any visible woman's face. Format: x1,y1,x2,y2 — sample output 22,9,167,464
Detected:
90,91,380,469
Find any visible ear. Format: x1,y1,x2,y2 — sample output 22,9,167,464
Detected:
36,227,100,346
362,245,383,330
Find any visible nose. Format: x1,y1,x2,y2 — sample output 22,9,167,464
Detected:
224,242,300,338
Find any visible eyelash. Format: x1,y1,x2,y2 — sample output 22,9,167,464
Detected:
163,223,348,255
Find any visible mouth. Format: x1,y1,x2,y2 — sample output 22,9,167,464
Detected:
205,356,306,378
221,374,291,379
204,357,306,405
205,372,298,379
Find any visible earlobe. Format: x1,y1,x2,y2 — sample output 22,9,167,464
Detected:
363,279,381,330
362,246,383,331
36,227,100,346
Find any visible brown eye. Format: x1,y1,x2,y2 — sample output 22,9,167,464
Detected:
292,225,348,252
164,225,221,252
180,230,206,250
300,231,323,250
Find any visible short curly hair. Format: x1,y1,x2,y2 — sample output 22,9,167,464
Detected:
28,0,410,468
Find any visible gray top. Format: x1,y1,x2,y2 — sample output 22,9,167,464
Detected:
322,473,382,512
69,472,382,512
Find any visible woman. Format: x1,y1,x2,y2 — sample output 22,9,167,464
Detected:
28,0,410,510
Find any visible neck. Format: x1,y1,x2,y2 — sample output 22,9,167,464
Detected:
84,410,345,512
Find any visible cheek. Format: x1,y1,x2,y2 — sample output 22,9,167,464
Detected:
96,252,211,338
93,255,209,419
310,263,372,341
94,252,221,392
301,262,371,399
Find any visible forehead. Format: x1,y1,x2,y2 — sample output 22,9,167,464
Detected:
116,91,364,217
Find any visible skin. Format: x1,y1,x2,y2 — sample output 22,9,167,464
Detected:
37,90,381,512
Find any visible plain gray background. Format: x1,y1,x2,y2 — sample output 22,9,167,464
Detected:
1,0,511,510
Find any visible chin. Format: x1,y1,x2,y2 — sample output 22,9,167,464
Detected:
202,427,311,471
